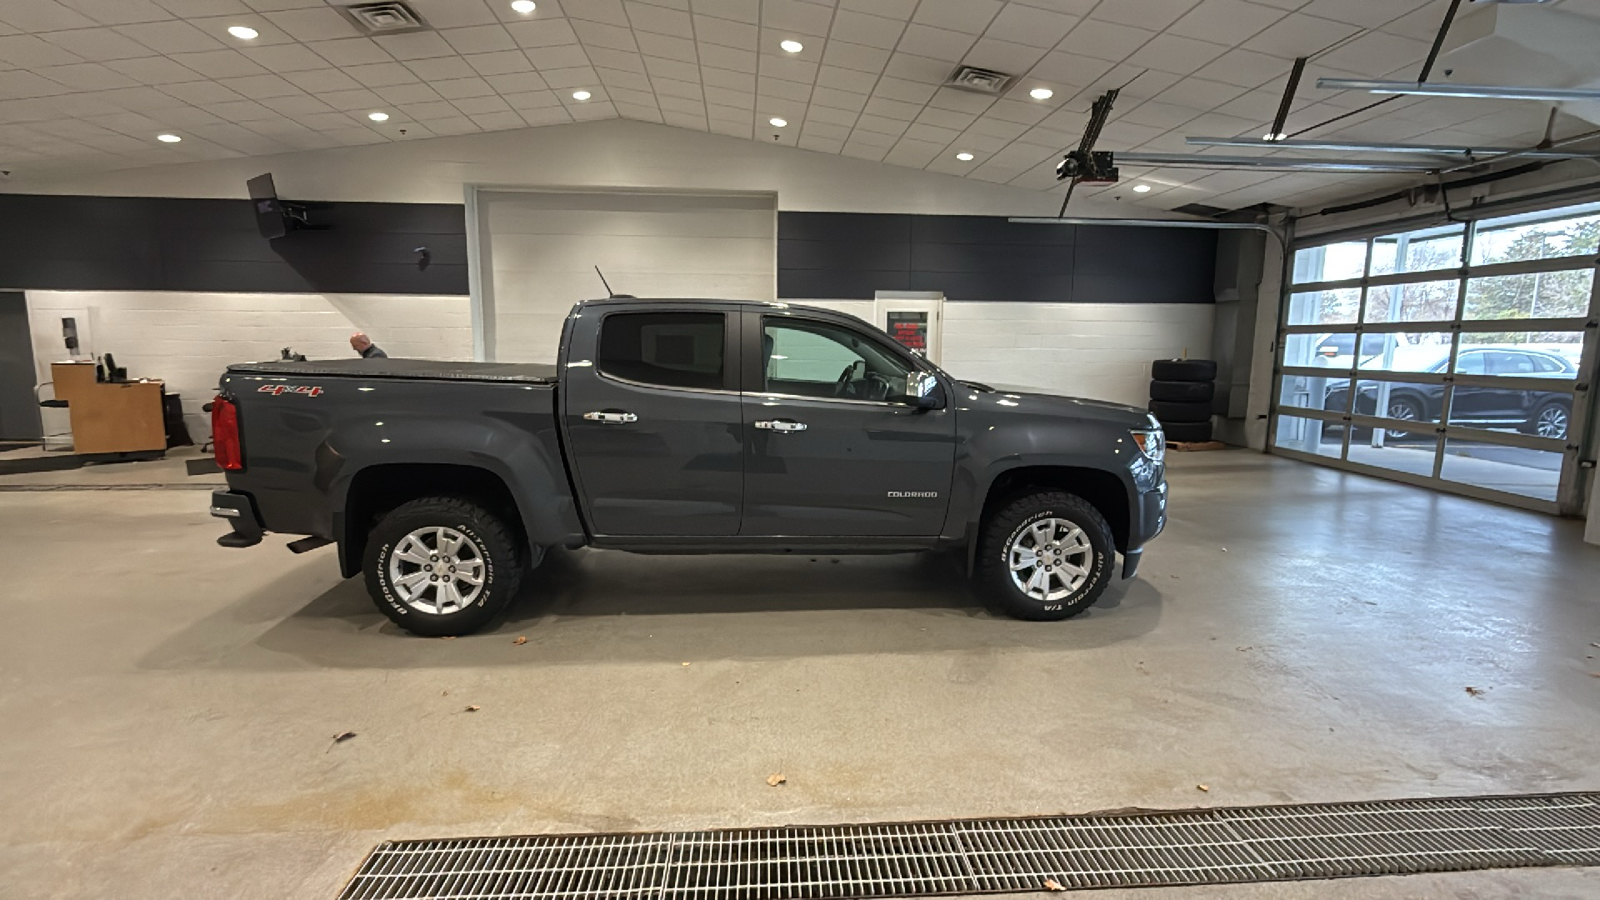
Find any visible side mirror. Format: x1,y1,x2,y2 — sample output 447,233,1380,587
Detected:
907,371,945,411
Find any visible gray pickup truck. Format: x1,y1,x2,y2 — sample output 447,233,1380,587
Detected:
211,298,1168,635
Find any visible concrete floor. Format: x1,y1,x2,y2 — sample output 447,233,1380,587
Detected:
2,449,1598,899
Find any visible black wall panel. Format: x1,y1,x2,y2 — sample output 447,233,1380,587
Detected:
0,194,469,295
779,212,1216,304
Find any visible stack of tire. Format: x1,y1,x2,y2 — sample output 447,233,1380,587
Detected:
1149,359,1217,444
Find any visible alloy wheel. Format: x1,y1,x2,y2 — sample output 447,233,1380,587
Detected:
1007,517,1093,603
387,526,487,615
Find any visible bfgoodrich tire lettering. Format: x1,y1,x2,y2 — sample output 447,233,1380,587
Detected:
977,491,1115,621
363,497,524,636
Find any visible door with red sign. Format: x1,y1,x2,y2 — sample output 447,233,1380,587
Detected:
873,292,943,365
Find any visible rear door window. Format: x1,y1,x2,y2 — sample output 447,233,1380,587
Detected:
597,312,725,391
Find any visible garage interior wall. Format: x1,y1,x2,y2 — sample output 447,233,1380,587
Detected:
24,291,471,439
479,190,777,363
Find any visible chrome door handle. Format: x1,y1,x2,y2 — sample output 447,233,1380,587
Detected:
583,411,637,424
754,419,807,432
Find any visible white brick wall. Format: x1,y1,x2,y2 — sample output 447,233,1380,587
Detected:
788,301,1214,408
26,290,470,441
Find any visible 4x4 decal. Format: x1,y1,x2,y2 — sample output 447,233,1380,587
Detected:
257,384,323,397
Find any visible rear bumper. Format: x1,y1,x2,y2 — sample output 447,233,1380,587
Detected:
211,489,264,547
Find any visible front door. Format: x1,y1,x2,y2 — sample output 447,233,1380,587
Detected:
740,310,955,537
563,308,743,536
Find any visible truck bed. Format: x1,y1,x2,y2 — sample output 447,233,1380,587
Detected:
227,358,559,384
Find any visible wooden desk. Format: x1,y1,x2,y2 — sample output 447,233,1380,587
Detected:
51,362,167,454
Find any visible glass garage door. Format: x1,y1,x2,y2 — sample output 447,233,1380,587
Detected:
1273,202,1599,513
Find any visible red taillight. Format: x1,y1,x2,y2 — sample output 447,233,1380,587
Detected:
212,395,242,471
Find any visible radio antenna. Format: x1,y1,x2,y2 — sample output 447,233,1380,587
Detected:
595,266,615,297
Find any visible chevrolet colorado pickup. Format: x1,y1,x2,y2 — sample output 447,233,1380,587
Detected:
211,298,1168,635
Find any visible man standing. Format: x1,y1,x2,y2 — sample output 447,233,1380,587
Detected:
350,332,387,358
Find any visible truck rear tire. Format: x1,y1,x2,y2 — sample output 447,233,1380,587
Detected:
363,497,524,637
976,491,1115,622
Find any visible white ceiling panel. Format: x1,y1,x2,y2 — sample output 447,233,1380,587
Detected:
2,0,1585,214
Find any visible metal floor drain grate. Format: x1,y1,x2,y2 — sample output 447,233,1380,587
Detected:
337,792,1600,898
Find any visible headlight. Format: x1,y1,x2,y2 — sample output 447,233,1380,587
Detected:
1131,418,1165,464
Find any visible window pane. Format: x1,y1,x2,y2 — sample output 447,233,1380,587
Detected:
1357,333,1452,371
1346,425,1439,478
1471,202,1600,265
1287,287,1360,326
1371,223,1465,276
597,312,725,390
1458,331,1584,369
764,318,913,402
1291,241,1366,284
1363,280,1459,323
1279,373,1350,413
1462,270,1593,321
1442,438,1562,502
1275,414,1342,458
1346,380,1445,427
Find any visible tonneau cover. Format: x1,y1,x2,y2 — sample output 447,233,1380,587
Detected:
227,357,559,384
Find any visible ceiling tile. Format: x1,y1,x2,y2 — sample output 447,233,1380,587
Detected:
699,42,755,73
431,76,495,99
626,0,693,37
114,20,228,53
811,85,867,111
0,71,73,100
1318,30,1432,74
983,4,1077,49
453,93,511,115
310,87,383,110
601,67,652,91
302,38,392,66
912,0,1002,34
38,28,152,62
695,14,755,49
701,65,752,90
408,0,500,28
1301,0,1431,29
829,10,904,51
485,70,551,93
758,75,809,101
564,0,629,27
690,0,759,26
215,72,301,98
962,38,1047,73
762,0,834,37
102,55,203,84
261,7,359,42
373,81,445,104
41,61,145,90
372,30,457,60
167,48,269,77
1173,2,1288,46
501,88,563,109
1191,47,1293,88
820,40,888,75
466,49,538,75
1091,0,1202,31
1126,34,1229,75
507,17,581,48
636,30,697,62
527,43,593,69
538,65,597,89
238,42,329,72
281,67,361,92
571,19,638,51
0,0,103,30
1056,19,1153,62
896,24,977,62
814,65,876,93
442,24,518,54
345,61,420,88
1241,13,1361,58
405,55,479,81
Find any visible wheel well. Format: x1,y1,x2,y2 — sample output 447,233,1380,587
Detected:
341,464,524,577
981,466,1131,552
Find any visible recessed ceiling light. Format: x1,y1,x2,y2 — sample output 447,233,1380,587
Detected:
367,111,389,121
1263,132,1287,141
769,117,788,127
956,152,974,161
156,133,181,143
1132,184,1152,193
780,39,803,53
1029,87,1054,100
510,0,536,13
227,25,259,40
572,90,591,100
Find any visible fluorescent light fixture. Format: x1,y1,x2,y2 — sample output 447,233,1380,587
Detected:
227,25,259,40
1316,77,1600,103
956,152,975,161
367,111,389,121
572,90,591,100
1185,135,1600,160
1116,151,1438,173
769,117,787,127
510,0,536,13
1132,184,1152,193
1010,217,1278,234
1029,87,1054,100
780,39,803,53
156,133,181,143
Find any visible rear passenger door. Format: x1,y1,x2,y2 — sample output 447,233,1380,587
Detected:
562,308,744,536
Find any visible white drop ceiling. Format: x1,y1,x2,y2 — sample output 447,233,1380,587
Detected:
0,0,1590,212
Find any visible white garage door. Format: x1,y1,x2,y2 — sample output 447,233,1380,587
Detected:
479,190,776,362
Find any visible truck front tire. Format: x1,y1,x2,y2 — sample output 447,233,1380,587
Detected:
363,497,524,637
977,491,1115,621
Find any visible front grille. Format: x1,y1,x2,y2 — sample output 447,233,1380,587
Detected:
337,792,1600,899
